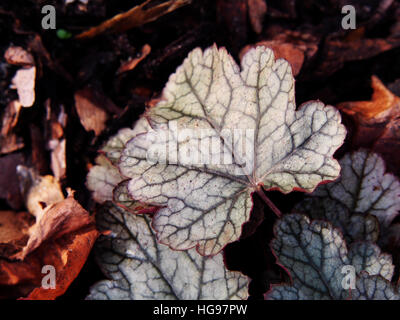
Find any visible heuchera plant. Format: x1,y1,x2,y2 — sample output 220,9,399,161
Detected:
85,45,400,300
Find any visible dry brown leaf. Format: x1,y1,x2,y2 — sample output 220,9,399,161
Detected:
4,46,34,66
117,44,151,74
0,211,33,258
0,166,98,299
15,167,94,260
76,0,191,39
74,88,109,136
11,66,36,107
247,0,267,34
338,76,400,175
14,190,93,260
338,76,399,121
0,227,98,299
21,227,99,300
240,31,318,76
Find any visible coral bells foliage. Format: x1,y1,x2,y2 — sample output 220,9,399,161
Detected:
88,45,400,301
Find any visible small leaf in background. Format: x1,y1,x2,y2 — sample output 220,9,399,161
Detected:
87,203,249,300
86,155,123,203
311,151,400,228
348,242,394,281
119,45,346,256
265,214,399,300
100,117,151,166
293,197,379,243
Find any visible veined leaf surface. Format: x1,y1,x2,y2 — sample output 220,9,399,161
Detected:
87,203,249,300
119,45,346,256
266,214,398,300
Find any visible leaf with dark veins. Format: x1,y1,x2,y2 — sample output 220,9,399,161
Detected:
86,203,249,300
86,155,123,203
101,118,151,166
293,197,379,243
266,214,399,300
313,151,400,227
119,45,346,256
348,242,394,281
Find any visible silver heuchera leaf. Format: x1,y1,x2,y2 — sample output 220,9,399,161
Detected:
101,118,151,166
352,273,399,300
86,139,249,300
313,151,400,227
119,45,346,256
293,197,379,243
266,214,399,300
86,154,123,203
86,203,249,300
348,242,394,281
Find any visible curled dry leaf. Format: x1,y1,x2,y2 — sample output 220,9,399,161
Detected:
118,45,346,256
0,167,98,299
15,167,94,260
0,210,33,258
339,76,400,176
0,227,98,299
338,76,399,121
266,214,399,300
76,0,191,39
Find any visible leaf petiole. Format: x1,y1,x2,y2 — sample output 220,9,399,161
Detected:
256,187,282,217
